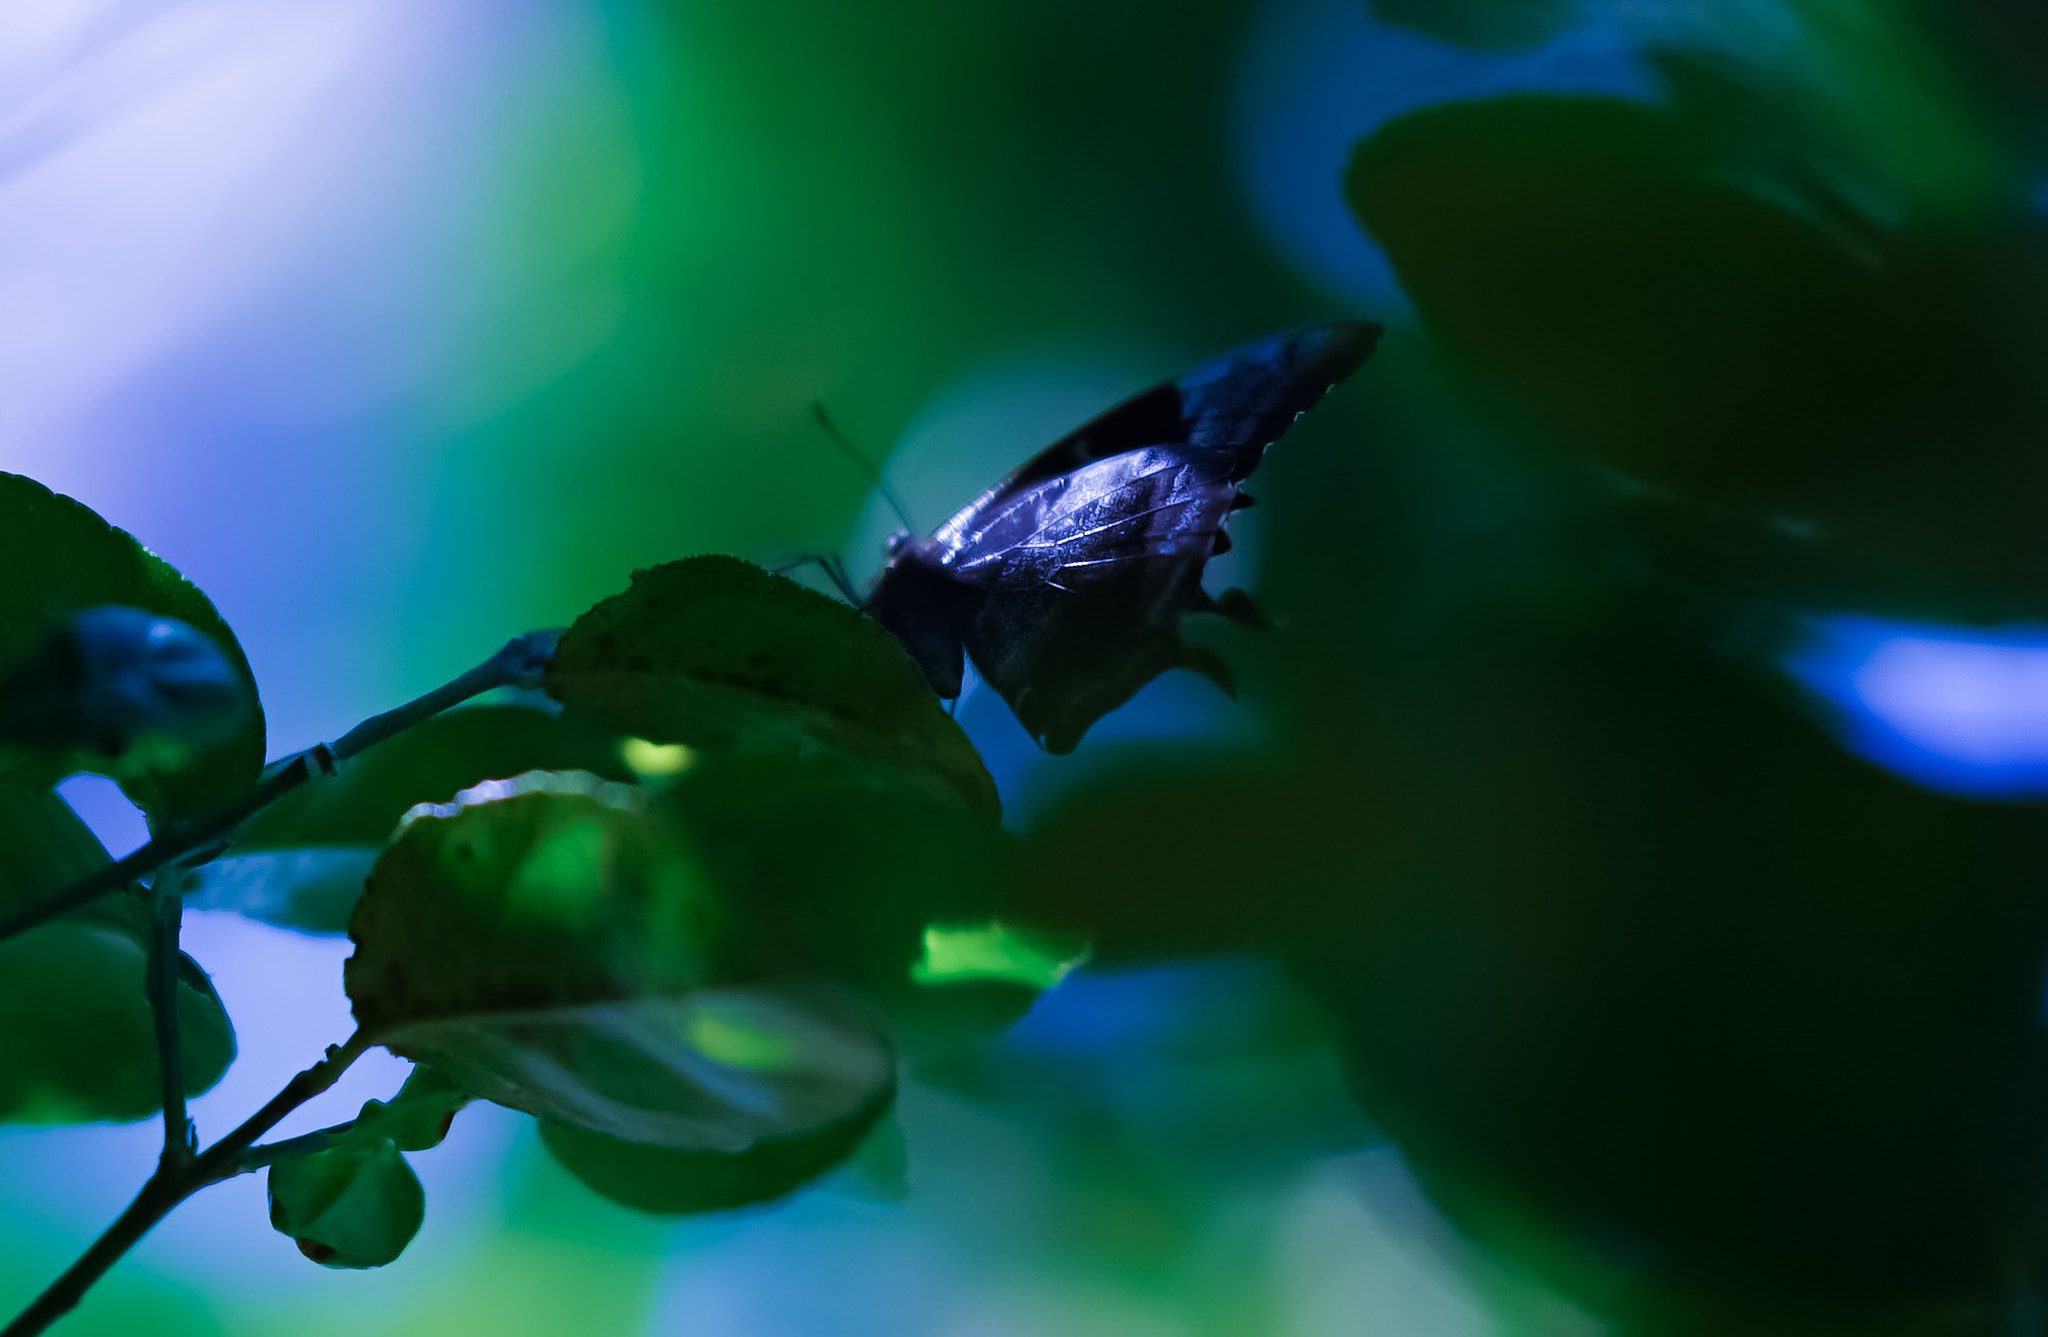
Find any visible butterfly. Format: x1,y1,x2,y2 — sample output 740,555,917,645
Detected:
855,322,1380,754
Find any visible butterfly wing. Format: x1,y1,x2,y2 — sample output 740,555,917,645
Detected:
868,321,1380,751
988,321,1381,498
934,445,1270,752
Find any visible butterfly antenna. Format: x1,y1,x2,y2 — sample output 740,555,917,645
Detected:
812,402,918,535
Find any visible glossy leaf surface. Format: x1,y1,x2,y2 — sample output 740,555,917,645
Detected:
191,705,633,934
547,557,998,818
346,773,895,1151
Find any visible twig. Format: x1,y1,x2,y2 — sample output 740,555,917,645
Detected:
1,1032,372,1337
142,863,191,1166
0,630,560,948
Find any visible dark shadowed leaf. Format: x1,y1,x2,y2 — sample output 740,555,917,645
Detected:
267,1138,425,1269
345,772,895,1151
0,779,234,1123
657,748,1009,995
0,475,264,826
1014,752,1320,963
188,705,634,934
653,748,1071,1059
536,1076,895,1217
546,557,998,818
1346,96,2048,613
1289,593,2048,1318
1348,97,1878,512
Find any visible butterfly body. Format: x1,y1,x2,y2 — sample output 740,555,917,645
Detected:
868,322,1380,753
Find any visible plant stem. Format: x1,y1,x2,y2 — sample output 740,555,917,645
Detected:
1,1031,372,1337
143,864,191,1166
238,1117,360,1171
0,630,560,947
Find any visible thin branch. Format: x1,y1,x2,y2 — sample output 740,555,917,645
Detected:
325,629,558,762
1,1031,372,1337
142,864,191,1166
0,630,560,948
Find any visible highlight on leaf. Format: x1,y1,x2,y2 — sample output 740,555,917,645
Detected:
546,556,999,819
911,921,1091,991
344,771,897,1153
190,705,635,935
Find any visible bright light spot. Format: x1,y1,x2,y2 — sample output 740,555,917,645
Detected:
913,922,1091,990
623,737,696,776
1790,616,2048,796
688,1002,801,1072
400,768,645,824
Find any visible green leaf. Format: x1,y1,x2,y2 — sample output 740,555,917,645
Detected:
349,1063,474,1153
1291,596,2048,1309
345,773,895,1151
889,921,1090,1061
910,921,1089,991
267,1138,425,1269
546,557,998,819
1013,753,1317,963
654,748,1052,1060
0,778,234,1123
188,705,635,934
658,748,1010,994
537,1077,894,1217
1346,96,2048,612
1349,97,1882,512
0,475,264,826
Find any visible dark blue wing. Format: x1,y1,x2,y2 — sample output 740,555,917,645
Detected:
934,446,1230,590
993,322,1380,497
866,322,1381,751
936,446,1254,752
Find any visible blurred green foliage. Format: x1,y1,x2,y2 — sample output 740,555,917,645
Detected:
15,0,2048,1333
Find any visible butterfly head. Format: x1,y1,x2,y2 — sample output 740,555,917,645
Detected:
883,528,913,557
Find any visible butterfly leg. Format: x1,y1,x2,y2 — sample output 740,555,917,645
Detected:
1195,587,1268,629
770,554,862,605
1177,644,1237,699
